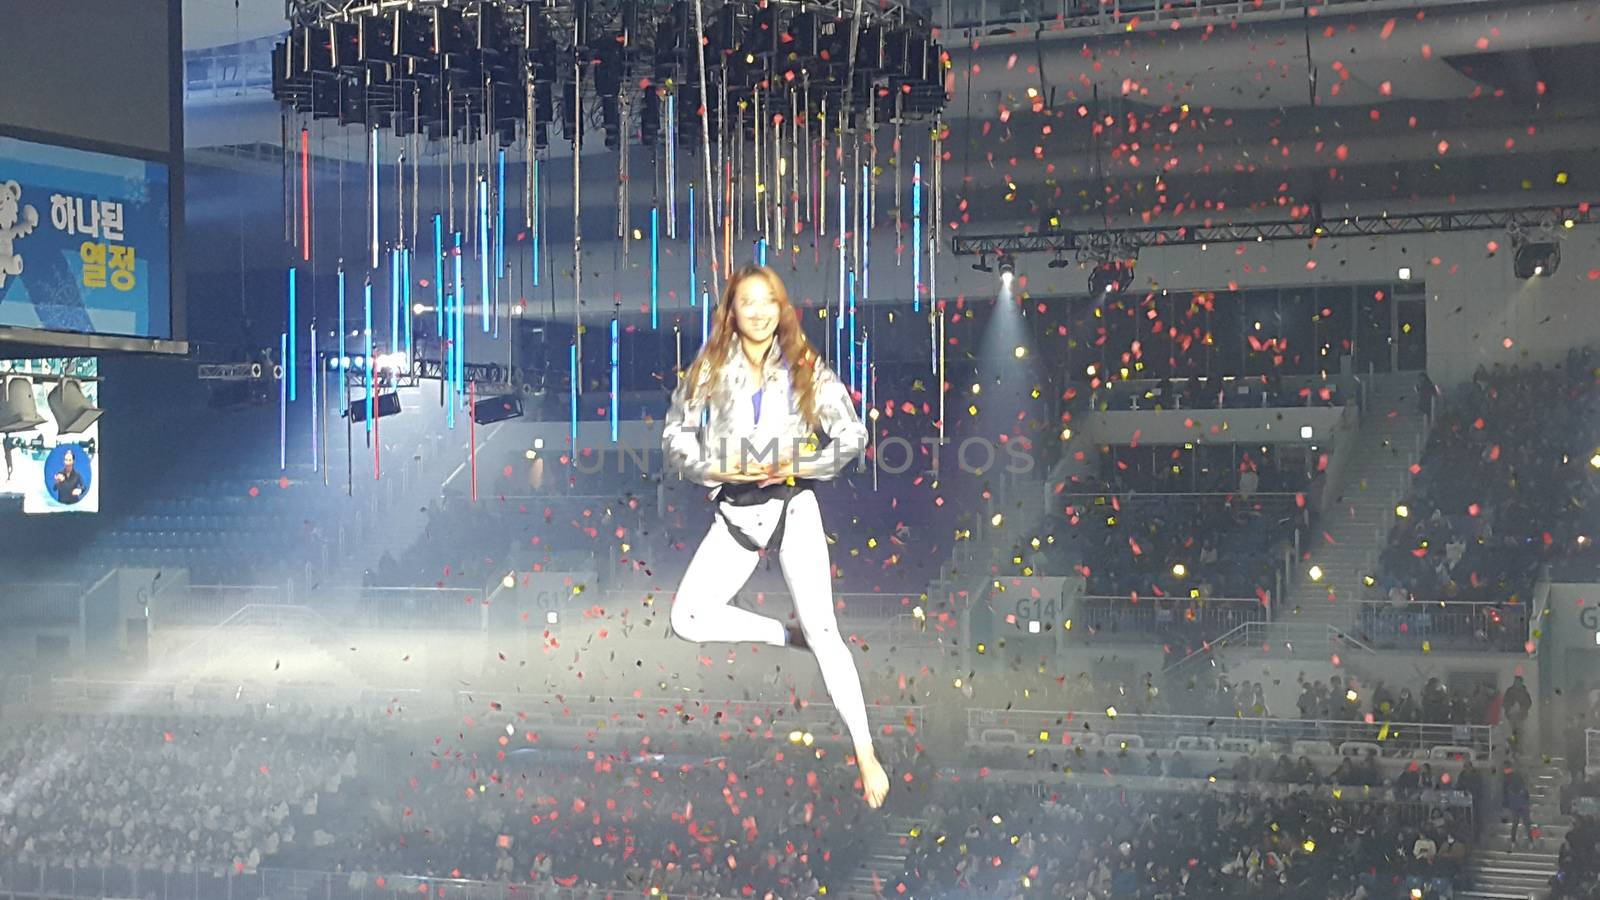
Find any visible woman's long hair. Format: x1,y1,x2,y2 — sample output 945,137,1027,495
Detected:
681,265,822,428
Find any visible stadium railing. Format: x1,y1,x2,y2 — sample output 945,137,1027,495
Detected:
967,708,1495,762
940,0,1466,33
1077,595,1266,643
1355,599,1530,652
0,861,731,900
40,678,925,740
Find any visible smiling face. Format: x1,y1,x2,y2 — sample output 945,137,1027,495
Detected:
731,273,780,347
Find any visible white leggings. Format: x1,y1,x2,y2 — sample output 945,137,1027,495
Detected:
669,489,874,751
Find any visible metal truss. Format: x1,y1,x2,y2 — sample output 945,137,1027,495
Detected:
411,357,525,388
951,203,1600,258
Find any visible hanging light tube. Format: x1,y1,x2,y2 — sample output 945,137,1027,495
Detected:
444,268,455,430
370,127,380,270
389,248,401,355
836,177,846,366
531,157,541,287
433,214,444,333
609,316,620,443
337,267,347,409
860,329,869,423
454,231,465,401
279,332,288,470
688,185,696,307
912,159,922,314
650,206,660,329
287,267,298,403
568,341,579,461
861,163,870,304
848,270,857,392
300,128,310,262
496,149,507,275
363,279,374,435
310,321,318,472
479,178,490,333
403,248,413,358
666,93,677,239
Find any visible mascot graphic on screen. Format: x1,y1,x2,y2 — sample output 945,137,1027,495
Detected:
0,180,40,289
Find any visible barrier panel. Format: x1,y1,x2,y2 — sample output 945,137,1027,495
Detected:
967,708,1494,761
1077,595,1264,644
1356,600,1528,652
0,861,730,900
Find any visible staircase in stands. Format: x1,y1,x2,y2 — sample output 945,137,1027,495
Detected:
841,815,921,898
1462,758,1569,900
1282,375,1431,629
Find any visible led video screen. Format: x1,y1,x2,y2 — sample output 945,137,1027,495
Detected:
0,135,172,340
0,358,100,514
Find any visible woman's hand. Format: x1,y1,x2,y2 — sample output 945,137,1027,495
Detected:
712,464,769,484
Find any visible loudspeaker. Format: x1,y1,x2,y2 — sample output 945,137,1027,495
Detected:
347,391,403,423
47,378,103,435
0,376,45,434
473,393,524,425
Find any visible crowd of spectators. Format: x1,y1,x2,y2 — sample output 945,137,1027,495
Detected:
1373,358,1600,610
888,779,1470,898
1033,446,1317,618
322,747,881,897
0,704,913,899
0,709,370,880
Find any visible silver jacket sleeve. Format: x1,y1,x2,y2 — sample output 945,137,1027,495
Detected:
662,376,720,487
802,363,868,481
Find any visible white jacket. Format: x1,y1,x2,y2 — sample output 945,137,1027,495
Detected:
663,342,867,489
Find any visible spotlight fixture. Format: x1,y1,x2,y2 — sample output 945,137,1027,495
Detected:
1047,255,1070,269
1088,259,1131,296
972,254,994,274
998,259,1015,284
1513,241,1559,278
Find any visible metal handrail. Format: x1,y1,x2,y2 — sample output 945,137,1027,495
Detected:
940,0,1498,34
1163,621,1374,675
0,860,730,900
967,707,1496,761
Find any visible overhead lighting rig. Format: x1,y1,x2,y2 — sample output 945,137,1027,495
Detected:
273,0,951,476
952,202,1599,261
276,1,946,150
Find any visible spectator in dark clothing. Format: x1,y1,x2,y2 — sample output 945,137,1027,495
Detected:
1504,676,1533,748
1504,768,1534,848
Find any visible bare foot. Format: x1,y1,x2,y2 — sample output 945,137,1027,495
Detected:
856,747,890,809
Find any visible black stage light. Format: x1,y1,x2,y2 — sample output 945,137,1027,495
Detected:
398,10,433,58
1089,260,1132,296
302,24,335,76
473,393,524,425
360,12,397,63
641,87,661,145
330,21,360,69
337,70,368,125
476,5,507,54
788,11,819,59
309,73,340,119
434,7,469,55
347,392,402,423
1513,241,1559,278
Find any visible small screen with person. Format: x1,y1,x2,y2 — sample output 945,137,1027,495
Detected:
49,448,86,504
